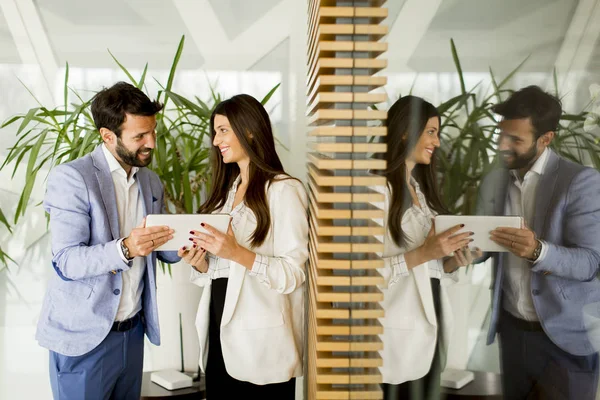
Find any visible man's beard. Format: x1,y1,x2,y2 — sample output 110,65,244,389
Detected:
116,137,153,168
500,141,538,170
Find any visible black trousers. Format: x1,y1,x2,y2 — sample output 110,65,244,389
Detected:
382,278,443,400
204,278,296,399
499,309,599,400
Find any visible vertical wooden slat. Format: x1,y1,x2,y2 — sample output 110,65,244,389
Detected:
306,1,388,399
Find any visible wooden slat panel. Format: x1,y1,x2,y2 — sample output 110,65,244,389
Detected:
307,2,387,399
308,126,386,137
307,74,387,96
353,76,387,87
308,163,386,187
308,142,353,153
355,7,388,19
354,24,388,37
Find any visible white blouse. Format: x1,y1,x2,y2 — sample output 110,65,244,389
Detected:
189,175,308,293
195,175,270,281
385,177,457,285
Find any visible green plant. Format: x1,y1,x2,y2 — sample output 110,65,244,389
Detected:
437,39,600,215
0,35,280,272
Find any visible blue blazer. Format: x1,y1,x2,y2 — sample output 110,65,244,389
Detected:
478,150,600,356
36,145,180,356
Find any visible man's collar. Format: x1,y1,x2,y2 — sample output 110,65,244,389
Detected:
102,144,139,177
510,147,550,180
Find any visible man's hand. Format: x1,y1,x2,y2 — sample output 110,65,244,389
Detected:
124,218,174,258
490,223,538,260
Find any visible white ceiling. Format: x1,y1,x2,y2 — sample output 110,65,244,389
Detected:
408,0,580,74
0,0,597,76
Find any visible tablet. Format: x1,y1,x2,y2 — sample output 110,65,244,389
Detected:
434,215,523,252
145,214,232,251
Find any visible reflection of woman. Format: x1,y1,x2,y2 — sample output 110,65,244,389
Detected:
378,96,481,399
179,94,308,399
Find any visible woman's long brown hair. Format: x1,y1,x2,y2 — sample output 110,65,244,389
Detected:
377,95,447,247
198,94,292,247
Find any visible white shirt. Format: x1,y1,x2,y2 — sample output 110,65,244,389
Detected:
102,145,145,322
502,148,550,321
388,177,457,283
201,175,270,281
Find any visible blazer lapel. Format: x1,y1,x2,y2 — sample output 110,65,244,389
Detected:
91,146,120,240
136,168,156,281
221,212,249,327
136,169,153,217
533,151,559,236
493,170,510,216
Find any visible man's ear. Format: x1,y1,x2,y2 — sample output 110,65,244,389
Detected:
100,128,115,144
541,131,555,147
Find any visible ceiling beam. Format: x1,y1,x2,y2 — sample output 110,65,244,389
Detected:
172,0,292,70
553,0,600,110
386,0,443,73
0,0,58,106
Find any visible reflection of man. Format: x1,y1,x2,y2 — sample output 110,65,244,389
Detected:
478,86,600,399
36,82,180,399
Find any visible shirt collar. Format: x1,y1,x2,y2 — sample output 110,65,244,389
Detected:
230,174,241,192
510,147,549,180
102,144,139,178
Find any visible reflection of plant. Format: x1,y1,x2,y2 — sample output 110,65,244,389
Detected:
437,39,600,215
0,210,15,271
0,35,280,272
583,83,600,136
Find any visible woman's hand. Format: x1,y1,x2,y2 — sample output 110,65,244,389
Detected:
190,222,240,261
190,222,257,270
178,245,208,273
443,246,483,272
421,221,474,261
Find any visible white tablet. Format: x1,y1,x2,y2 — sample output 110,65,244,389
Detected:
145,214,232,251
434,215,523,252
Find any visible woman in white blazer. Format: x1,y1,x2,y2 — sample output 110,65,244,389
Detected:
178,94,308,399
377,96,481,400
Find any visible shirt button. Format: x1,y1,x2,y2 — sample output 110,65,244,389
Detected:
113,289,120,295
532,289,540,296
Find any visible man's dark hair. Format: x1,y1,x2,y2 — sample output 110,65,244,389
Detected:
91,81,163,137
492,85,562,139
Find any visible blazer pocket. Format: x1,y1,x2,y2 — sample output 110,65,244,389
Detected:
240,312,284,330
54,279,94,300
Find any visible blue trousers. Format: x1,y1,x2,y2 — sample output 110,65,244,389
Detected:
49,318,144,400
499,309,599,400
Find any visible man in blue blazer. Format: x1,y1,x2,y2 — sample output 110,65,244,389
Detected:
477,86,600,399
36,82,181,399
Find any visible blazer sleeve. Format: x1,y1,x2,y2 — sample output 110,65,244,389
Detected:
531,168,600,281
248,179,309,294
44,164,130,280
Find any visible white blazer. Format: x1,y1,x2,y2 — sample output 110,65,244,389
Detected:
378,186,455,384
190,177,308,385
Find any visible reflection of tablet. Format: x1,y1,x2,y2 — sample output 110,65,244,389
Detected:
434,215,523,252
146,214,232,251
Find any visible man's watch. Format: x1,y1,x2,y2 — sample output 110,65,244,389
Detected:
529,240,543,262
120,238,134,261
